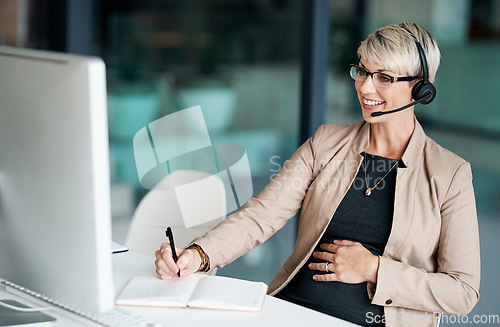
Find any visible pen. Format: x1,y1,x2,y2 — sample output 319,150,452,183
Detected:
166,227,181,277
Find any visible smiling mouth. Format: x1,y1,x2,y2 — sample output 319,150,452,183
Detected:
363,99,385,106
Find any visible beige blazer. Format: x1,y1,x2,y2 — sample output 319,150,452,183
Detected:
193,119,480,327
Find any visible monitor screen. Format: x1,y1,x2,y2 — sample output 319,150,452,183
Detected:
0,46,114,314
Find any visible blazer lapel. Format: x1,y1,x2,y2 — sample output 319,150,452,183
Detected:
384,164,418,257
384,119,426,258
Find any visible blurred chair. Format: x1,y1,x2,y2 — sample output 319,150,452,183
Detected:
125,170,226,261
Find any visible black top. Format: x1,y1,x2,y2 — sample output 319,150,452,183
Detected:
276,153,400,327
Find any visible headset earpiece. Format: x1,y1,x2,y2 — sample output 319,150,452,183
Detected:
411,39,436,105
412,79,436,105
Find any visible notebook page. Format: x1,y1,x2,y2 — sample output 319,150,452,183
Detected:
115,275,200,307
187,275,267,311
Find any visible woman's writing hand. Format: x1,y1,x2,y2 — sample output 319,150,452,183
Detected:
155,243,201,279
309,240,379,284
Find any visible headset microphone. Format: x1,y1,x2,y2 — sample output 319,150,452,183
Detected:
371,91,436,117
371,24,436,118
371,94,431,117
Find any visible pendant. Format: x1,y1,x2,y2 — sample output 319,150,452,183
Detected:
365,188,372,197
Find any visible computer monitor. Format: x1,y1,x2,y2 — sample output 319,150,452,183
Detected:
0,46,114,314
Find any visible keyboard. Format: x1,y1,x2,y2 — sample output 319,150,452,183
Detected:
2,280,163,327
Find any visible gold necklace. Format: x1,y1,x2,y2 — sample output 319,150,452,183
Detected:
363,152,399,197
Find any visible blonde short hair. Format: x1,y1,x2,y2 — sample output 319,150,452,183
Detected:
357,22,440,82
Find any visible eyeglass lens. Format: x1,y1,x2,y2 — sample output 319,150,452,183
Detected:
349,66,393,88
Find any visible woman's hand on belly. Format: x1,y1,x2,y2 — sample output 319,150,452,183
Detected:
309,240,379,284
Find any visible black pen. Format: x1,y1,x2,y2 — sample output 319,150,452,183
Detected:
166,227,181,277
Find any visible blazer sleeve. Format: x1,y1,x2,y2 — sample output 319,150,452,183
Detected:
369,162,480,315
191,125,326,270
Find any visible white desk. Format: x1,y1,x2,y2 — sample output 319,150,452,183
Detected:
1,250,358,326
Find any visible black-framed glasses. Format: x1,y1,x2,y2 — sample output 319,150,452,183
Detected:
349,64,419,88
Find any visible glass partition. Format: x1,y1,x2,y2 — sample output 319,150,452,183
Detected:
101,1,304,284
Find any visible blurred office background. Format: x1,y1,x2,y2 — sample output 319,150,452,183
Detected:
0,0,498,325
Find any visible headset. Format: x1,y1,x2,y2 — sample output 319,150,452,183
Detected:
371,25,436,117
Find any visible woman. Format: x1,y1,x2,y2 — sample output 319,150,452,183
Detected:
155,23,480,327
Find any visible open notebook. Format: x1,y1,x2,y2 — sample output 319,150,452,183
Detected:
115,275,267,312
